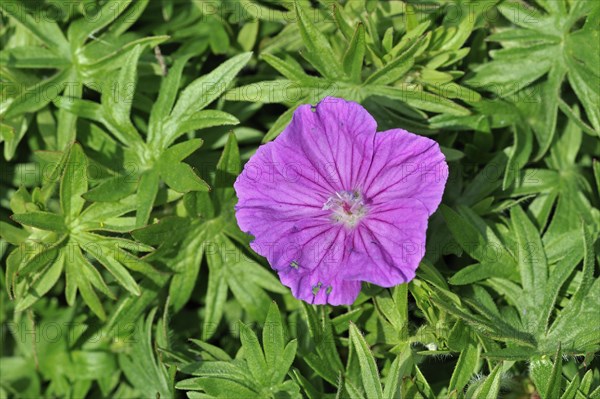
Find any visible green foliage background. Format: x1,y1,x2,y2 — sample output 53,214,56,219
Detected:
1,0,599,398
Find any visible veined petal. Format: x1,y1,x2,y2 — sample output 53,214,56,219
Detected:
276,97,377,192
363,129,448,215
234,142,331,258
344,199,430,287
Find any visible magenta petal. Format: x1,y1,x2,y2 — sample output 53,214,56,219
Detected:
269,218,353,304
364,129,448,215
275,98,377,192
234,97,448,305
234,143,329,259
344,199,430,287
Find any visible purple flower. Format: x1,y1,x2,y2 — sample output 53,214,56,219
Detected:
234,97,448,305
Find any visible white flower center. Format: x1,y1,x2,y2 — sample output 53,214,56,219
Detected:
322,190,367,227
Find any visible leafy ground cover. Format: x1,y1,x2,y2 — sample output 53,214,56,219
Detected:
1,0,599,398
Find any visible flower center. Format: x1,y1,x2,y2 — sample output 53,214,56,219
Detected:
322,190,368,227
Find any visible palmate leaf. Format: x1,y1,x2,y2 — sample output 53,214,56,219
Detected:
0,0,165,157
431,286,536,348
177,302,300,399
132,134,284,328
6,143,153,318
504,115,597,242
56,50,251,227
440,200,599,358
466,0,600,158
224,1,479,141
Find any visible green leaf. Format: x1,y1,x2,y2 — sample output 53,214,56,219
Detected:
11,212,67,233
440,9,476,51
348,323,383,399
365,36,424,85
383,350,413,399
532,66,565,159
413,366,435,399
157,139,210,193
214,133,240,206
169,110,239,145
101,45,144,145
0,1,69,56
465,45,555,96
510,205,547,333
594,160,600,192
135,170,160,228
226,266,272,322
448,339,480,393
441,205,516,283
263,302,285,371
294,3,342,80
67,0,136,46
18,241,61,277
565,28,600,134
365,85,470,116
169,52,252,121
83,175,138,202
72,246,107,320
571,224,596,304
80,240,141,296
470,363,503,399
60,143,88,220
15,256,64,313
161,138,204,163
148,54,194,144
203,240,229,340
342,23,366,83
0,221,29,245
5,68,74,119
238,19,259,51
167,224,206,312
53,97,105,123
261,53,319,84
558,99,598,136
431,288,535,347
119,308,173,399
0,46,70,69
560,373,582,399
239,323,267,383
301,304,344,385
84,35,168,71
503,124,533,189
161,163,209,193
374,286,407,336
224,79,310,104
530,345,562,399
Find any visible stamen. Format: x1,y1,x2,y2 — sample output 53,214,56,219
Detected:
323,190,368,227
